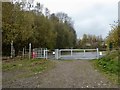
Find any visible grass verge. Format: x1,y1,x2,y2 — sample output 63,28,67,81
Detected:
2,58,55,81
91,50,119,85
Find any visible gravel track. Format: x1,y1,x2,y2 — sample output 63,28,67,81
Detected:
2,60,118,88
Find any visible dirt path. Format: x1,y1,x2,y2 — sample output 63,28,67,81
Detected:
3,60,118,88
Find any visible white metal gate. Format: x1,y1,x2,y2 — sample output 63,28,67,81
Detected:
55,48,100,60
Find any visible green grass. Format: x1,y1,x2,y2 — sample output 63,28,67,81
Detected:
2,58,55,79
91,50,119,84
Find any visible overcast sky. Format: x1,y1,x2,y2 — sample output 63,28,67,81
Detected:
34,0,119,39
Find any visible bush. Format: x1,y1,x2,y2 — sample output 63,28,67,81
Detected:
96,51,118,75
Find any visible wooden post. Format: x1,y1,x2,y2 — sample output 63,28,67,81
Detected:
29,43,31,60
25,46,26,57
22,48,24,58
46,48,47,59
11,41,13,58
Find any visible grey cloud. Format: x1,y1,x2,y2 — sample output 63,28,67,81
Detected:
72,3,118,39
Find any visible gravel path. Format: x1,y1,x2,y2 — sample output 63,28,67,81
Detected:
2,60,118,88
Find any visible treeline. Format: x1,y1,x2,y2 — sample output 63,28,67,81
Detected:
76,34,106,50
2,2,77,56
77,22,120,50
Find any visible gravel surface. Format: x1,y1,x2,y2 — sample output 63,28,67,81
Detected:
2,60,118,88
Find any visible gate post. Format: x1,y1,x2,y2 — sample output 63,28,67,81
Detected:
44,49,45,59
96,48,99,59
71,49,73,56
84,49,85,56
55,49,59,60
59,50,61,58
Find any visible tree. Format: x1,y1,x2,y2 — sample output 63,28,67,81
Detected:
77,34,104,49
35,2,43,14
2,2,77,56
106,22,119,49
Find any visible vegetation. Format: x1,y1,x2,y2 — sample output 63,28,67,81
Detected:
2,1,77,56
3,59,55,79
92,22,120,84
92,51,119,84
106,22,120,50
76,34,106,50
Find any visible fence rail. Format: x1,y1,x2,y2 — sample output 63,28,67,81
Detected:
59,49,97,51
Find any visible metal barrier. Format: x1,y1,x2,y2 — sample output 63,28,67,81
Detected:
55,48,99,60
33,48,48,59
